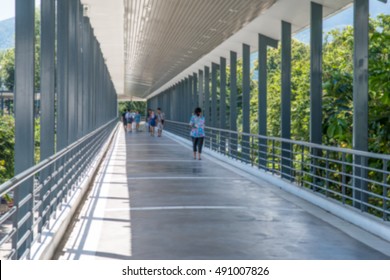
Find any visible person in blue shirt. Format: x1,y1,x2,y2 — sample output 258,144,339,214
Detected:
134,111,141,132
156,108,165,137
189,107,205,160
149,109,157,136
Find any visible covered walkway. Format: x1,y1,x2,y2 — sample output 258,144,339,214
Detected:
55,126,390,260
1,0,389,261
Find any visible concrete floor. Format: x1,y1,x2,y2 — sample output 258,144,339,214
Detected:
56,126,390,260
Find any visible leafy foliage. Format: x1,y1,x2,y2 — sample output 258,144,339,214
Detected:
249,15,390,155
0,48,15,91
118,101,147,117
0,116,14,184
0,10,41,92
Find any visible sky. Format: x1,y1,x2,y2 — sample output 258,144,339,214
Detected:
0,0,41,21
1,0,388,32
0,0,388,48
294,1,390,42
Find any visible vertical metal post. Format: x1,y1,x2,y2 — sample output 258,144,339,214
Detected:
170,88,173,120
172,86,174,121
310,2,323,145
189,75,193,115
204,66,210,126
185,78,189,121
353,0,369,210
211,63,218,150
91,38,97,130
177,82,181,122
258,34,278,169
281,21,292,179
82,16,91,135
180,80,184,122
243,44,251,163
193,73,198,108
0,92,3,115
39,0,56,230
230,51,238,158
179,81,183,122
310,2,323,189
198,70,204,109
13,0,35,259
174,85,177,121
77,1,83,139
57,0,69,150
258,36,267,168
68,0,78,143
220,57,226,154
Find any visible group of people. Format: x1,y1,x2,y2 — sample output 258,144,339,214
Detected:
121,106,206,160
122,110,141,132
146,108,165,137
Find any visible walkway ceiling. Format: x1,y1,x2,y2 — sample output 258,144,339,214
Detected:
82,0,353,100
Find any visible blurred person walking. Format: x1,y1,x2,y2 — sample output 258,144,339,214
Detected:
189,107,205,160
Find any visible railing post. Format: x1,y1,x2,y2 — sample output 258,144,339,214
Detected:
198,70,204,109
220,57,227,155
383,160,388,221
281,21,292,180
353,0,369,211
204,66,210,148
310,2,323,190
211,63,218,151
230,51,238,158
193,72,198,108
39,0,56,235
258,34,278,169
242,44,250,163
13,0,35,259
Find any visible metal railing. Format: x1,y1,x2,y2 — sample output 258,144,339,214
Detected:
165,120,390,222
0,119,118,259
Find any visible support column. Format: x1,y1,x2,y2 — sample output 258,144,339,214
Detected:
204,66,210,126
353,0,369,210
178,81,182,122
310,2,323,145
68,0,78,143
57,0,69,150
185,77,189,121
82,16,91,135
198,70,204,109
181,80,185,122
230,51,238,158
193,73,198,108
281,21,292,180
39,0,56,231
258,34,278,169
77,1,83,139
0,93,3,115
211,63,218,150
13,0,35,259
242,44,251,163
310,2,323,189
220,57,227,154
189,75,193,114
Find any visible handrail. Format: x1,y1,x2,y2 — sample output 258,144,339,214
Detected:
0,118,118,197
165,119,390,161
164,119,389,222
0,118,118,259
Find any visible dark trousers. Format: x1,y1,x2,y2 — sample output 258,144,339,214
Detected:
192,137,204,153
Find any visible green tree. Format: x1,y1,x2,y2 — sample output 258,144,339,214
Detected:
118,101,147,117
0,115,14,184
0,9,41,92
0,48,15,91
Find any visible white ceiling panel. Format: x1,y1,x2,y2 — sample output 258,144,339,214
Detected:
81,0,356,99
